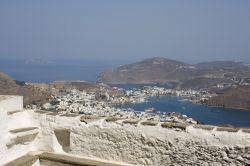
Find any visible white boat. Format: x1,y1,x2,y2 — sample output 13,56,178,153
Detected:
144,107,156,113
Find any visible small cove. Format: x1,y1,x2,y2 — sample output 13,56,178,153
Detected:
112,84,250,127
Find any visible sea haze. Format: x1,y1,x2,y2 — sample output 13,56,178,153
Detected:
0,59,117,83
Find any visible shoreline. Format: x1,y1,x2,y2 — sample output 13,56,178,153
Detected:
204,104,250,112
37,85,250,127
110,83,250,111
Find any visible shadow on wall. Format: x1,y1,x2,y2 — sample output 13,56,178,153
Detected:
54,129,71,152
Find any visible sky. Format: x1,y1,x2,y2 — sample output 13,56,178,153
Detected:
0,0,250,64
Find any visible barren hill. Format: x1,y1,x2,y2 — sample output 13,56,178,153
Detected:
206,85,250,110
0,72,101,106
0,72,53,105
98,57,192,84
98,57,250,89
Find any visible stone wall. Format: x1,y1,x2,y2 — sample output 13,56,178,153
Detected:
34,113,250,166
1,97,250,165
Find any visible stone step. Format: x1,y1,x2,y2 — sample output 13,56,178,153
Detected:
9,127,39,134
2,153,39,166
39,152,134,166
6,132,39,149
7,110,24,115
3,151,134,166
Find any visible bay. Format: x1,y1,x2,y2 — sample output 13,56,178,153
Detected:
115,95,250,127
1,60,250,127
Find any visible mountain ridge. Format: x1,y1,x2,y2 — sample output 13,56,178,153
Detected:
98,57,250,89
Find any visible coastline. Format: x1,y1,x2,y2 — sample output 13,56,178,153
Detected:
111,83,250,111
204,104,250,112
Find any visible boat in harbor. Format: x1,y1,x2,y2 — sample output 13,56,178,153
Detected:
144,107,156,113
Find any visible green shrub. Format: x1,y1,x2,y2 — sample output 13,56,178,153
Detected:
122,119,139,125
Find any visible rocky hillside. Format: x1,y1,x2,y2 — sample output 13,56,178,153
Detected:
0,71,53,105
98,57,250,89
0,72,104,106
206,85,250,110
98,57,191,84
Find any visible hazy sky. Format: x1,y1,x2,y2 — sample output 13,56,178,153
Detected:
0,0,250,63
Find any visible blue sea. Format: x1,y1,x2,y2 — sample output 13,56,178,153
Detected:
113,84,250,127
115,96,250,127
1,60,250,127
0,59,114,83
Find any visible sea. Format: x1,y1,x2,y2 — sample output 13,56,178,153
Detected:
1,60,250,127
0,59,113,83
115,95,250,127
112,84,250,127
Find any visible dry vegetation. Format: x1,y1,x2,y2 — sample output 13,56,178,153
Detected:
242,129,250,133
80,115,99,120
105,117,124,122
140,121,158,126
47,112,61,116
161,122,187,130
60,114,79,117
216,127,239,132
34,110,50,114
80,115,101,123
122,119,140,125
193,124,215,131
